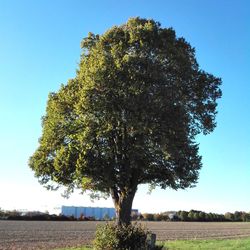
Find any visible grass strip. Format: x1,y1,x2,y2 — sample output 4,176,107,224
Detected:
162,237,250,250
55,237,250,250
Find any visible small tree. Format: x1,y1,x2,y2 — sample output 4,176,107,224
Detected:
79,213,85,221
193,212,200,221
29,17,221,226
0,208,4,218
153,213,161,221
242,212,250,222
225,212,234,221
142,213,154,221
103,213,111,221
234,211,243,221
198,211,206,221
179,211,189,221
188,211,195,221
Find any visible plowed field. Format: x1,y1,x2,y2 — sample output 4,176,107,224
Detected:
1,221,250,250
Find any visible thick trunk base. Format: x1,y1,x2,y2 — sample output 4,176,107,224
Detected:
110,187,137,226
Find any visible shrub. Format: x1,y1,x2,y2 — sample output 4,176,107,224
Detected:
142,213,154,221
94,222,157,250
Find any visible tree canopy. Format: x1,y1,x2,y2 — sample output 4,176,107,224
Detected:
29,17,222,225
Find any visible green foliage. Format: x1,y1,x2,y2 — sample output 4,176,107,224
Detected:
141,213,169,222
241,212,250,222
176,210,250,222
153,213,169,221
178,211,188,221
142,213,155,221
224,212,234,221
177,210,226,222
188,211,195,221
0,208,4,218
93,223,151,250
29,17,222,225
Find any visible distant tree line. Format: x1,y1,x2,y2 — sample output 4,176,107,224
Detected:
1,208,250,222
139,210,250,222
0,209,76,221
0,208,113,221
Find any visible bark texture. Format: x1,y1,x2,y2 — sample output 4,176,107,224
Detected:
110,187,137,226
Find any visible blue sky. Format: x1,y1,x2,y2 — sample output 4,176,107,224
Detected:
0,0,249,214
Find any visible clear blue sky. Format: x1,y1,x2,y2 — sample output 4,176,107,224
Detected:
0,0,249,214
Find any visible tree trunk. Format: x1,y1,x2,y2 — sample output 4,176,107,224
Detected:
110,187,137,226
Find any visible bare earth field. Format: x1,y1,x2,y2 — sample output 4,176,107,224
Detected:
1,221,250,250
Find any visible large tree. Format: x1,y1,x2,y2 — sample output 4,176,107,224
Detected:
29,18,221,226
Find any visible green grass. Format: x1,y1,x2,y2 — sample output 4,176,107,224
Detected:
161,237,250,250
55,237,250,250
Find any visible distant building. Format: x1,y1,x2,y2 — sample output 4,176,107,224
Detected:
61,206,140,220
61,206,116,220
166,211,178,221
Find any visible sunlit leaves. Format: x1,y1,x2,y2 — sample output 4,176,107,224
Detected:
29,17,221,200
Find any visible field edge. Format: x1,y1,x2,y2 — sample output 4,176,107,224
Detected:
55,237,250,250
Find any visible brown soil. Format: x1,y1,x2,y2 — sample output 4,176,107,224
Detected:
1,221,250,249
